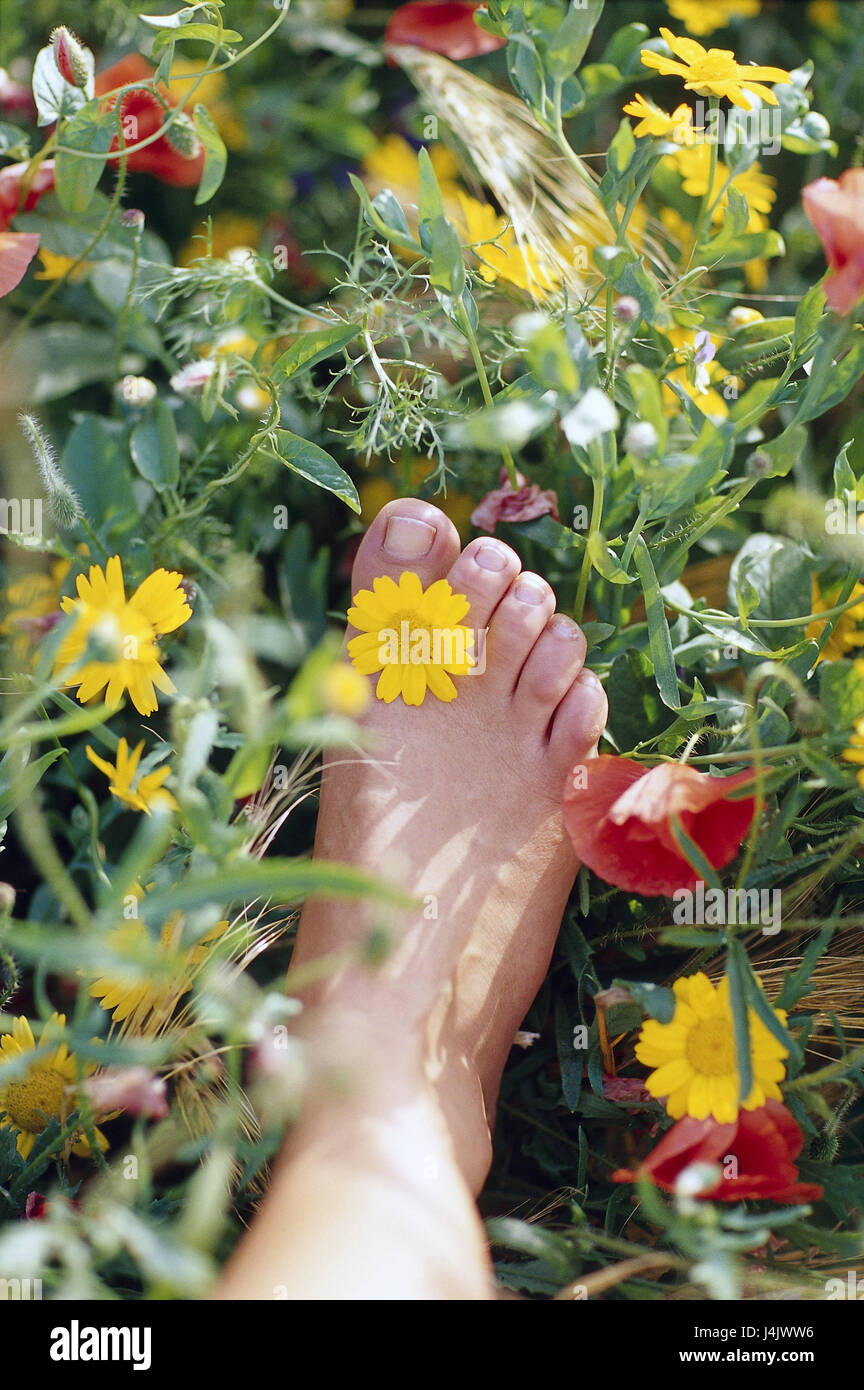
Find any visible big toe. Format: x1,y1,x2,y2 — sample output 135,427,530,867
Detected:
350,498,461,602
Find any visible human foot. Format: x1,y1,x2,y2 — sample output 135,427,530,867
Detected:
291,498,607,1192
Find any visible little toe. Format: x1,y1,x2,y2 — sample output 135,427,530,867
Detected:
484,571,556,693
513,615,587,727
549,668,608,768
444,538,522,632
350,498,461,606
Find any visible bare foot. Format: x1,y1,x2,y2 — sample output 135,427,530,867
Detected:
292,498,607,1193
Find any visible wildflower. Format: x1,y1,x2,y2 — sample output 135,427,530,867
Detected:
622,93,700,144
727,305,764,331
562,756,757,896
663,326,730,418
456,192,560,297
54,555,192,717
170,358,218,394
93,54,204,187
669,142,776,220
86,738,178,814
842,710,864,789
802,169,864,317
471,468,560,533
347,571,475,705
384,2,505,61
0,1014,106,1158
1,557,69,665
115,375,157,407
90,916,225,1030
81,1066,168,1120
0,160,55,298
635,972,788,1123
806,578,864,662
614,1097,822,1202
641,28,791,110
807,0,840,31
321,662,371,718
665,0,761,38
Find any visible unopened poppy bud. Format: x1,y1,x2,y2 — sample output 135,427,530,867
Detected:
614,295,640,323
18,413,82,530
727,306,764,331
164,110,200,160
115,375,156,406
0,882,15,913
51,27,93,91
120,208,145,231
623,420,659,458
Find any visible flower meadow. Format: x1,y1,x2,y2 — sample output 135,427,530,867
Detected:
0,0,863,1303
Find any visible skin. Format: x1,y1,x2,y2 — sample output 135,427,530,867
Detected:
216,498,607,1300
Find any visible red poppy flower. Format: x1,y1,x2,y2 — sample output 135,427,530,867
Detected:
471,468,560,533
384,3,505,61
613,1099,823,1204
94,54,205,187
0,159,55,298
563,756,756,896
802,168,864,316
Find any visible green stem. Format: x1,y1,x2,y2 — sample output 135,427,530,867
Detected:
574,471,605,622
689,98,720,257
457,304,518,487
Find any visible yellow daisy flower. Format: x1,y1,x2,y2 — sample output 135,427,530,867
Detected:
668,142,776,219
622,93,700,144
347,571,475,705
635,972,788,1123
642,28,791,110
86,738,178,814
662,326,730,418
665,0,761,38
455,192,560,298
0,1013,106,1159
806,579,864,663
1,557,70,666
54,556,192,717
90,915,226,1031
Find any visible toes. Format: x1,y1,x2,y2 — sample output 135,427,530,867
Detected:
350,498,461,605
445,537,522,632
514,615,587,722
484,571,556,693
549,668,608,765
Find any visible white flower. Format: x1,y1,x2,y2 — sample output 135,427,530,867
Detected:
170,359,217,395
560,387,619,449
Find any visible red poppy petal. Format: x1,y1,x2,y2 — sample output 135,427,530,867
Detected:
0,232,40,298
385,2,505,60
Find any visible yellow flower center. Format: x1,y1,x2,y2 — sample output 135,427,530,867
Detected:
3,1067,66,1133
692,53,739,84
685,1017,736,1075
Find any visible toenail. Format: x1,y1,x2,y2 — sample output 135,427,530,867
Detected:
579,668,603,689
514,575,548,605
549,616,582,639
383,516,436,560
475,544,508,572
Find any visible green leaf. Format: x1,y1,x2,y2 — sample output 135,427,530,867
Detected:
0,122,31,159
792,283,824,356
545,0,605,79
348,173,418,252
153,24,242,53
416,146,443,223
0,747,65,820
130,399,181,491
623,362,667,451
0,325,115,407
726,938,754,1104
616,978,675,1024
606,647,676,751
819,659,864,729
795,331,864,424
420,213,465,297
55,101,115,213
587,532,631,583
274,324,359,382
60,414,137,529
273,430,360,512
632,537,680,709
616,259,674,329
140,4,224,28
32,44,87,126
554,997,583,1113
193,103,227,204
754,423,807,480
